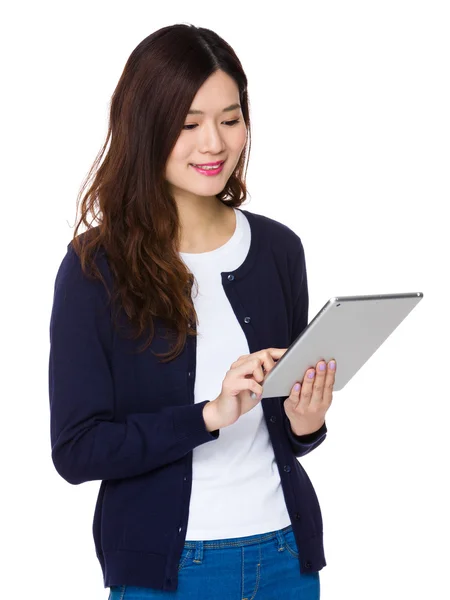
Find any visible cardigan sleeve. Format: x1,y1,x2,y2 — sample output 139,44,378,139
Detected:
283,416,327,457
281,234,328,457
49,244,219,486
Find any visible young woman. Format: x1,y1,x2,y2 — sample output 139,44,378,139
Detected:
49,23,335,600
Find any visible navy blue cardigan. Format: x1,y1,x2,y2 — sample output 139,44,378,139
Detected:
49,208,327,591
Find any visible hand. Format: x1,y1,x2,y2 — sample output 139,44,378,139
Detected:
203,348,288,431
283,359,336,436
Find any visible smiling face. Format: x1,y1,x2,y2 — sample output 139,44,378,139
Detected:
165,70,247,203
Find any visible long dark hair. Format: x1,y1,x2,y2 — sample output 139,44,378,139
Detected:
71,23,252,362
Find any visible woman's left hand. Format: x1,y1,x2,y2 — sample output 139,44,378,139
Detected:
283,359,336,436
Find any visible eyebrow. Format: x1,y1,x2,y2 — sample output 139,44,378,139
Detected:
187,103,241,115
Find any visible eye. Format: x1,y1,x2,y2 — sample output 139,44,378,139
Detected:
183,119,241,131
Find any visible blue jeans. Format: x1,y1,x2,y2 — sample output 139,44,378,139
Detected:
108,524,320,599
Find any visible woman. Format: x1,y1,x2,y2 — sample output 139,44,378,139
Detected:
49,23,335,599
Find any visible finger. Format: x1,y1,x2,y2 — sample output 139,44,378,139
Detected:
322,359,336,406
230,354,250,369
231,348,286,370
256,348,289,379
267,348,288,361
248,348,286,373
248,352,275,378
229,377,263,398
258,350,278,375
287,381,302,410
232,348,287,376
234,357,265,383
299,367,316,408
311,360,327,404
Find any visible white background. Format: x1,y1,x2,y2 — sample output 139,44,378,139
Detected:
1,1,449,598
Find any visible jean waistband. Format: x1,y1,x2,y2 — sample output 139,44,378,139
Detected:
183,524,293,549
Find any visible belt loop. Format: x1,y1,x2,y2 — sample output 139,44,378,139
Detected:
275,530,285,552
193,540,204,563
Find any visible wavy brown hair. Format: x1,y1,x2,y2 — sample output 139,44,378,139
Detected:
71,23,252,362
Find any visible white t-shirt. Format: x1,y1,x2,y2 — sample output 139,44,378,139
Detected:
180,207,291,540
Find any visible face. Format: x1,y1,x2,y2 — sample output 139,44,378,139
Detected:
165,70,247,203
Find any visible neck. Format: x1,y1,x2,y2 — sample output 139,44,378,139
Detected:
176,197,235,253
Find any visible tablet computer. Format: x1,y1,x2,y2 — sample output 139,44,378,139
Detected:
258,292,423,399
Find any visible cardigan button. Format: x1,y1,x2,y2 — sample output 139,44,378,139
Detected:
283,465,291,473
304,561,312,569
269,415,277,423
227,274,235,281
244,316,251,324
188,371,194,378
295,512,301,520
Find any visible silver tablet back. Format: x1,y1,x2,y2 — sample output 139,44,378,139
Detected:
261,292,423,398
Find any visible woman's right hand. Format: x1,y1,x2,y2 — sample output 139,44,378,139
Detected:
203,348,288,431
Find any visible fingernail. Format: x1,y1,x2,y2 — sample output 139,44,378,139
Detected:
319,363,326,371
294,383,301,392
329,361,336,370
308,371,315,379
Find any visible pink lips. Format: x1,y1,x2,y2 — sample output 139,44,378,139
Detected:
191,160,225,176
192,160,224,167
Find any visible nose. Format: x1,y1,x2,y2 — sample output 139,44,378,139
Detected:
197,123,227,154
